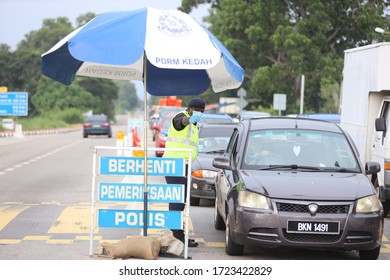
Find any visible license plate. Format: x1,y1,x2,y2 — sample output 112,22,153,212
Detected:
287,220,340,234
93,124,100,127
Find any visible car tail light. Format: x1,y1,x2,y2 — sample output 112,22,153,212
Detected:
101,123,110,127
84,123,92,128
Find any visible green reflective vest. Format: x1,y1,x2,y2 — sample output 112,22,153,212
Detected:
163,110,199,160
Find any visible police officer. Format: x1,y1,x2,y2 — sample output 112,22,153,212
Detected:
163,97,206,247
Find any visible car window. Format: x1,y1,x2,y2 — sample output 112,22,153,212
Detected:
198,126,235,153
86,115,108,122
243,129,359,170
199,136,231,153
199,117,233,124
224,129,239,167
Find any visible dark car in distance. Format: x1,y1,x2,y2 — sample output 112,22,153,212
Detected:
190,123,237,206
83,114,112,138
213,117,383,259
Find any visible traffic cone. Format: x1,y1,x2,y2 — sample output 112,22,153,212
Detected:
116,131,125,156
132,127,141,147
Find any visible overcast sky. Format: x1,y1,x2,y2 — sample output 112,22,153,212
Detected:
0,0,209,50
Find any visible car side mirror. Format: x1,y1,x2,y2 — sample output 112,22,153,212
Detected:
212,157,232,170
375,117,386,132
365,161,381,175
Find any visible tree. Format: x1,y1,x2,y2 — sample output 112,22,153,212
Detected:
115,81,141,114
180,0,390,114
32,77,97,114
78,78,118,119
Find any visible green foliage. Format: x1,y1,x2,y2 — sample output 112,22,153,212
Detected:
114,81,141,113
18,117,67,131
16,109,84,130
181,0,390,114
33,77,97,114
78,77,118,119
54,108,85,124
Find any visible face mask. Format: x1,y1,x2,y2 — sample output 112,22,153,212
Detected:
192,111,203,117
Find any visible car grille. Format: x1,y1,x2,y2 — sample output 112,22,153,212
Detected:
283,229,343,243
275,202,349,243
276,203,349,214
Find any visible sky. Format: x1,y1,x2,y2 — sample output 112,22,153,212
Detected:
0,0,209,50
0,0,210,99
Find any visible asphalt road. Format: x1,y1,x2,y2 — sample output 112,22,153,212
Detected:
0,115,389,261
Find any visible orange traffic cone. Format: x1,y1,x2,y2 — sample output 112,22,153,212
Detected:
132,127,141,147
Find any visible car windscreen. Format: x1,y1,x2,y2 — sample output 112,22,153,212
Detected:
242,129,360,172
86,115,108,123
198,127,235,153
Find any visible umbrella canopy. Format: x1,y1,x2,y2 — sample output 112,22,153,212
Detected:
41,6,244,96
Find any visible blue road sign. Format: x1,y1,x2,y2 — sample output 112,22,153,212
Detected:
0,92,28,116
98,183,185,203
99,156,185,176
98,209,183,229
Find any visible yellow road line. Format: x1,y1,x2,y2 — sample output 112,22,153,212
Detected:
23,236,50,241
205,241,225,247
0,205,31,231
0,239,21,244
47,239,74,244
48,205,93,234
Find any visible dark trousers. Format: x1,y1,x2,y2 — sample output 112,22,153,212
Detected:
165,165,188,241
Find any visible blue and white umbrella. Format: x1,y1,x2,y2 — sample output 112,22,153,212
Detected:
41,6,244,96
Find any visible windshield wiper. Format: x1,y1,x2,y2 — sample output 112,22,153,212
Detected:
321,167,357,173
256,164,322,171
205,149,226,154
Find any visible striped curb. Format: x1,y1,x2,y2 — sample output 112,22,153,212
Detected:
0,127,81,138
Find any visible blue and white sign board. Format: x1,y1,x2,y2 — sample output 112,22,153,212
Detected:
0,92,28,116
100,157,185,176
98,209,183,229
128,118,142,132
99,183,184,203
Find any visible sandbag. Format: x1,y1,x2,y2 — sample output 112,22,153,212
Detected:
112,236,161,260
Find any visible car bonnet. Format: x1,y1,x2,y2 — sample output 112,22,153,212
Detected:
239,170,374,201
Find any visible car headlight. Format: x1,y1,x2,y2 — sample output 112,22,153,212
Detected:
238,191,270,209
356,195,381,213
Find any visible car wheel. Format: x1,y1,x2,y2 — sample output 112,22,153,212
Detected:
225,216,244,256
359,246,381,260
214,194,225,230
83,133,88,138
108,133,112,138
190,197,200,206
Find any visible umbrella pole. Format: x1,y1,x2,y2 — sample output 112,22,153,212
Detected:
143,54,148,236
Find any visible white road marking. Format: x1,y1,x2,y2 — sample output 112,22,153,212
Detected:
0,140,85,176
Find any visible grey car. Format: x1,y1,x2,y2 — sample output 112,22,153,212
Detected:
190,123,236,206
213,117,383,259
83,114,112,138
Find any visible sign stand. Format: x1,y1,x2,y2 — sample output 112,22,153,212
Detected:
89,147,98,257
89,146,192,259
